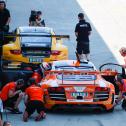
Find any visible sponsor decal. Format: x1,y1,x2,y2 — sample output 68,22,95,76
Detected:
74,87,86,92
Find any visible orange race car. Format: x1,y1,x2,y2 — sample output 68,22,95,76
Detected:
2,60,125,112
38,60,124,112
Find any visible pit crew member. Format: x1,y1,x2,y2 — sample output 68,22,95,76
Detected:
0,79,24,114
75,13,92,61
115,75,126,110
23,78,46,122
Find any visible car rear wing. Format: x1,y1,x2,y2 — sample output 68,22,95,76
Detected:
45,70,118,76
0,32,70,40
45,70,98,84
0,32,70,58
45,70,99,75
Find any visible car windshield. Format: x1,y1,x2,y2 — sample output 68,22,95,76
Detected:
20,32,51,44
57,74,96,81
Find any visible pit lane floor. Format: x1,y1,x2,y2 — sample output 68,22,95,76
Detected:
2,0,126,126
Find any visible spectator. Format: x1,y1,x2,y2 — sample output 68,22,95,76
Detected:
0,0,11,32
119,47,126,68
114,75,126,110
36,11,45,27
23,78,46,122
0,79,24,114
29,10,45,27
75,13,92,61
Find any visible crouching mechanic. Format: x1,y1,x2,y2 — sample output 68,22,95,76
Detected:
23,78,46,122
0,79,24,114
115,75,126,110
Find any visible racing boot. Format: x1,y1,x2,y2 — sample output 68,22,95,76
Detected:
35,111,46,121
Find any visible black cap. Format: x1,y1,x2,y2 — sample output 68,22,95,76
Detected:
78,13,84,19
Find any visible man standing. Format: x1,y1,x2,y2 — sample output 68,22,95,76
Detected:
0,0,10,32
0,0,11,78
0,79,24,114
75,13,92,61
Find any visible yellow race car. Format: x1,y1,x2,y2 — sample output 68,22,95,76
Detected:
2,26,68,63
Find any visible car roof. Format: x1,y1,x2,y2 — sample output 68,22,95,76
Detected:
18,26,53,34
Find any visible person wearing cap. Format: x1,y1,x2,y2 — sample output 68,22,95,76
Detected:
0,0,11,32
75,13,92,61
119,47,126,68
23,78,46,122
0,79,24,114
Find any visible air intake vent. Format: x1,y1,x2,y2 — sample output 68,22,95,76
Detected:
48,87,66,101
94,91,109,101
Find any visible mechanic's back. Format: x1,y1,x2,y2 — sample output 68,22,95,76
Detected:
23,78,46,122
